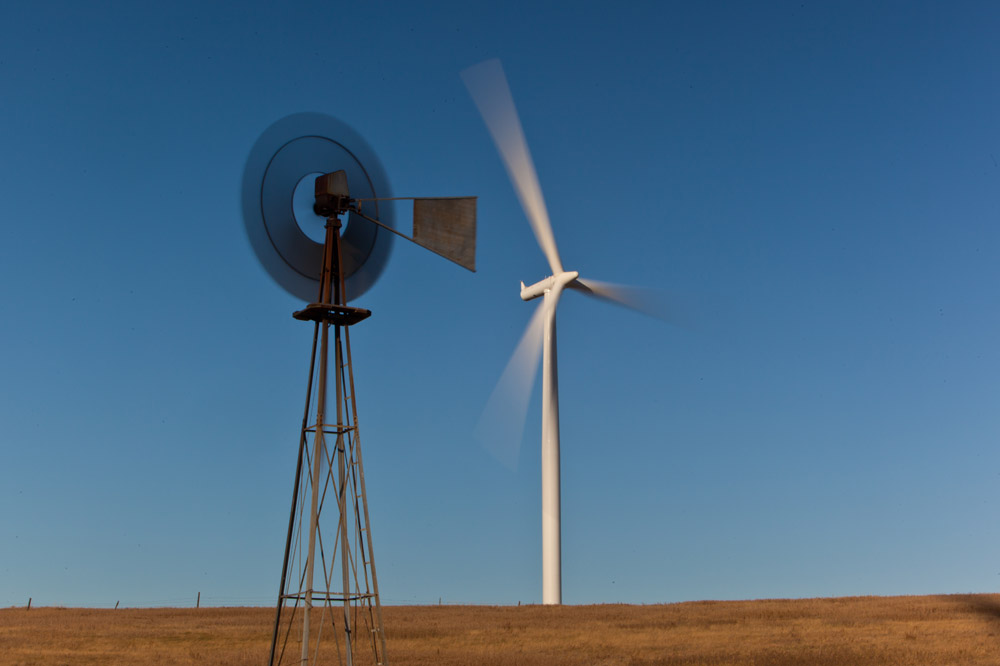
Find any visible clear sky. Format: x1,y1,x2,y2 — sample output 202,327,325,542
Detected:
1,1,998,608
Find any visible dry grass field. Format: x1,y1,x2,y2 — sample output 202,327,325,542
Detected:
2,594,999,665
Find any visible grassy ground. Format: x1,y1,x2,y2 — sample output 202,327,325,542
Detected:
2,594,999,665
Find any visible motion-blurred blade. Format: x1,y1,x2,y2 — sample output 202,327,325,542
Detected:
569,278,686,325
475,301,547,470
461,59,563,275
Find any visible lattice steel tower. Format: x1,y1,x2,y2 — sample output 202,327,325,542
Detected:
268,203,386,666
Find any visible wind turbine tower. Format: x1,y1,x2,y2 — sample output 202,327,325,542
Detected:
464,59,672,605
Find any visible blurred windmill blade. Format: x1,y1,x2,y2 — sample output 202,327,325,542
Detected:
412,197,477,271
475,301,547,470
569,278,689,326
461,58,564,275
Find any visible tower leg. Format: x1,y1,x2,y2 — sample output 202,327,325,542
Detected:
335,325,353,666
300,320,329,664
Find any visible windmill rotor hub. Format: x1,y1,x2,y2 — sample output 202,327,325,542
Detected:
313,170,352,218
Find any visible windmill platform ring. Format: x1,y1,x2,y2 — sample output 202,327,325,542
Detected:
241,112,395,303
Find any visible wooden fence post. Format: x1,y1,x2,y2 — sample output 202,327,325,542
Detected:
197,592,200,609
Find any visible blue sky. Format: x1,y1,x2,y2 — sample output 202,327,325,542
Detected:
1,1,999,608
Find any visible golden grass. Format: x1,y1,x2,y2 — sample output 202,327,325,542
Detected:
2,594,999,665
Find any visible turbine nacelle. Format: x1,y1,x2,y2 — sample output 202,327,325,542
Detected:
520,271,579,301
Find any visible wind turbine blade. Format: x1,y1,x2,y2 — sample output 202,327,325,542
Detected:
461,59,564,275
569,278,687,325
475,301,547,470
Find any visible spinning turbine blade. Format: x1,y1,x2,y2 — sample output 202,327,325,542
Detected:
569,278,684,325
461,59,564,275
475,301,547,470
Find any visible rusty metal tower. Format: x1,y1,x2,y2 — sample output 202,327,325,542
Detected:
271,203,385,666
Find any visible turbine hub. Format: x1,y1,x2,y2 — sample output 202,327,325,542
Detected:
520,271,579,301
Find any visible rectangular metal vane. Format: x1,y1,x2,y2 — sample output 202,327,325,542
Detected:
412,197,477,271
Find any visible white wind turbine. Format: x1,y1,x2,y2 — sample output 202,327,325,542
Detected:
463,59,675,605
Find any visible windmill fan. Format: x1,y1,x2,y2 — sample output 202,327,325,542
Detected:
242,112,476,665
242,112,394,302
